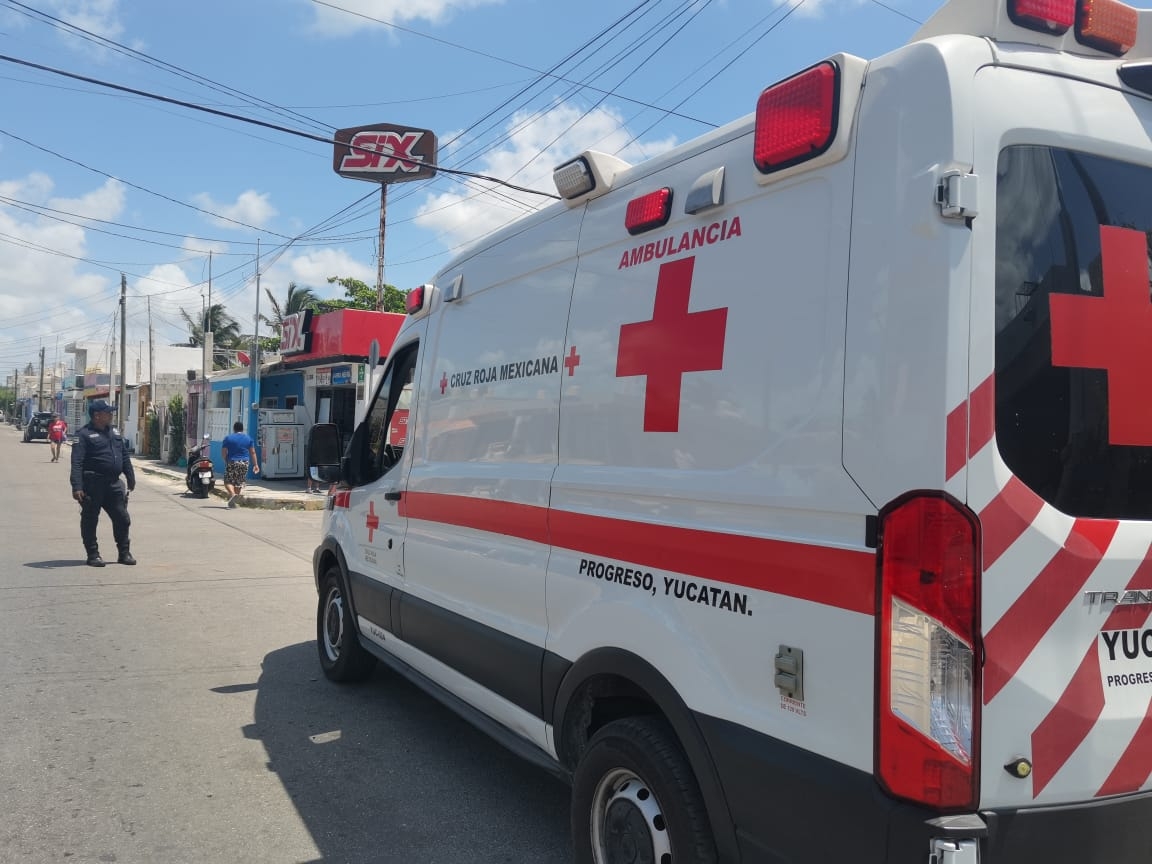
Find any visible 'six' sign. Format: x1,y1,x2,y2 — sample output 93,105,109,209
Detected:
333,123,438,184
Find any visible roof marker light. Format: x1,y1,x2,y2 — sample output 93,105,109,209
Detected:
553,157,595,200
1008,0,1075,34
753,61,839,176
1077,0,1138,55
406,285,426,315
625,188,672,235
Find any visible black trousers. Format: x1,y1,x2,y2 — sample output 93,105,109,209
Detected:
80,475,131,554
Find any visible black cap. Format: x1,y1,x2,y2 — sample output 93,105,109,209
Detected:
88,400,116,415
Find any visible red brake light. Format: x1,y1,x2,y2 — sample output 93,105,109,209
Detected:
406,285,425,315
1008,0,1075,33
876,493,981,811
1077,0,1138,54
625,188,672,235
753,61,839,175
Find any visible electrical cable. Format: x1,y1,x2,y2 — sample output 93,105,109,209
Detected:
0,54,560,199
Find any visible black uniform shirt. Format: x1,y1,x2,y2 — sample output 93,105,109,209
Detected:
70,422,136,492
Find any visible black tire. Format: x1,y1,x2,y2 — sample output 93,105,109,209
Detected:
571,717,717,864
316,566,376,682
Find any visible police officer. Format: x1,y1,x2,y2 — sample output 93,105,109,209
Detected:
70,400,136,567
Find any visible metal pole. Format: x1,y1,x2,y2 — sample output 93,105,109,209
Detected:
376,183,387,311
250,241,261,442
119,273,127,418
37,345,45,413
205,250,213,372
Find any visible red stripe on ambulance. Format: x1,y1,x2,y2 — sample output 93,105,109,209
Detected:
1030,550,1152,797
983,518,1118,704
400,491,875,615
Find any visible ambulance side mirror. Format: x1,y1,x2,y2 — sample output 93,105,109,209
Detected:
307,422,342,484
341,422,374,488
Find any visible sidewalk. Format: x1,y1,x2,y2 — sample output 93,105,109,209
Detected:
133,458,329,511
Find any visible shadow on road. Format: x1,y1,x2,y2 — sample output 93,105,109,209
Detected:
25,559,88,569
238,641,571,864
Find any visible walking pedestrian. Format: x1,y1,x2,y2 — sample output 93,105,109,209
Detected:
48,413,68,462
221,420,259,508
70,400,135,567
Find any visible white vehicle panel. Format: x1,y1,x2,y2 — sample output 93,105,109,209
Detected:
970,65,1152,808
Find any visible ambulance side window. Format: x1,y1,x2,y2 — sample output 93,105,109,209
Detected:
364,343,419,482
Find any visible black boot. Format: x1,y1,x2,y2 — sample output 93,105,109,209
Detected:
87,550,105,567
117,547,136,566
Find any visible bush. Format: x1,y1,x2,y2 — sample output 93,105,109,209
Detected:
147,413,160,459
167,395,185,464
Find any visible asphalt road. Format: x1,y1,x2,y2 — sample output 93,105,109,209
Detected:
0,428,571,864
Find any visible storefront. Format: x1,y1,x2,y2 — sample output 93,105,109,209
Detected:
276,308,405,452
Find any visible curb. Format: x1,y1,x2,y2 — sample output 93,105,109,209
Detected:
135,462,327,512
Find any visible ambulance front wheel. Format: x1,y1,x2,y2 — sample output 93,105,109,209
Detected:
317,567,376,682
572,717,717,864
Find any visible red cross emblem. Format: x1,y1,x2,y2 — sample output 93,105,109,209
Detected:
616,256,727,432
564,345,581,376
440,372,448,395
365,500,380,542
1050,225,1152,446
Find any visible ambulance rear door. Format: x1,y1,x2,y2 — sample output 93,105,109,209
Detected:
968,63,1152,810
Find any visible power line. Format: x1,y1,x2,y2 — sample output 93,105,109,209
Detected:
0,126,295,237
0,54,561,200
310,0,716,128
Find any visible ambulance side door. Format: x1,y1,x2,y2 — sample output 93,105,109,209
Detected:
341,334,425,644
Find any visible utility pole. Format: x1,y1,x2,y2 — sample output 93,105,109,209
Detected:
375,184,388,311
37,345,45,412
118,273,127,415
206,250,213,374
250,241,261,439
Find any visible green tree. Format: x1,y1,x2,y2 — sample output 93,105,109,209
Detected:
320,276,408,314
181,304,243,368
261,282,319,338
167,394,185,465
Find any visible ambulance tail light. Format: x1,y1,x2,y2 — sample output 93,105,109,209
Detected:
1077,0,1138,55
1008,0,1075,34
753,61,839,175
877,493,980,811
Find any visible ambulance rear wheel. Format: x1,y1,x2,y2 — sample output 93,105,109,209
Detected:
572,717,717,864
317,567,376,682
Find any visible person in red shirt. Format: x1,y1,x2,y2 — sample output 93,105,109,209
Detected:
48,413,68,463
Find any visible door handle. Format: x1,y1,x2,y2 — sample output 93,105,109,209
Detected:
383,491,402,501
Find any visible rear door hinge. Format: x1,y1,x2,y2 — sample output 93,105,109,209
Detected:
936,170,979,220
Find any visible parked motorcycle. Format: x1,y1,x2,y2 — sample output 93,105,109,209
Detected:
186,434,215,498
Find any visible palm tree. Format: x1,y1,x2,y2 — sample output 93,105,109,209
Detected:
261,282,319,338
181,304,242,368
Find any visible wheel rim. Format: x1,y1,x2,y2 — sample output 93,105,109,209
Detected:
322,585,345,663
590,767,671,864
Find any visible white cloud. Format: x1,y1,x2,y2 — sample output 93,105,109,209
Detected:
415,102,677,250
789,0,864,18
191,190,278,230
181,236,230,258
48,178,125,221
285,247,375,288
0,174,118,363
45,0,124,37
309,0,504,36
0,172,55,203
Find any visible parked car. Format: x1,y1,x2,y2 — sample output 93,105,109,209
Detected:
23,411,54,442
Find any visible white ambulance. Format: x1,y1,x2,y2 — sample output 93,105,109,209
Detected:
307,0,1152,859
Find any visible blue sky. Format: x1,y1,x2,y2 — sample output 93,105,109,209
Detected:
0,0,1065,376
